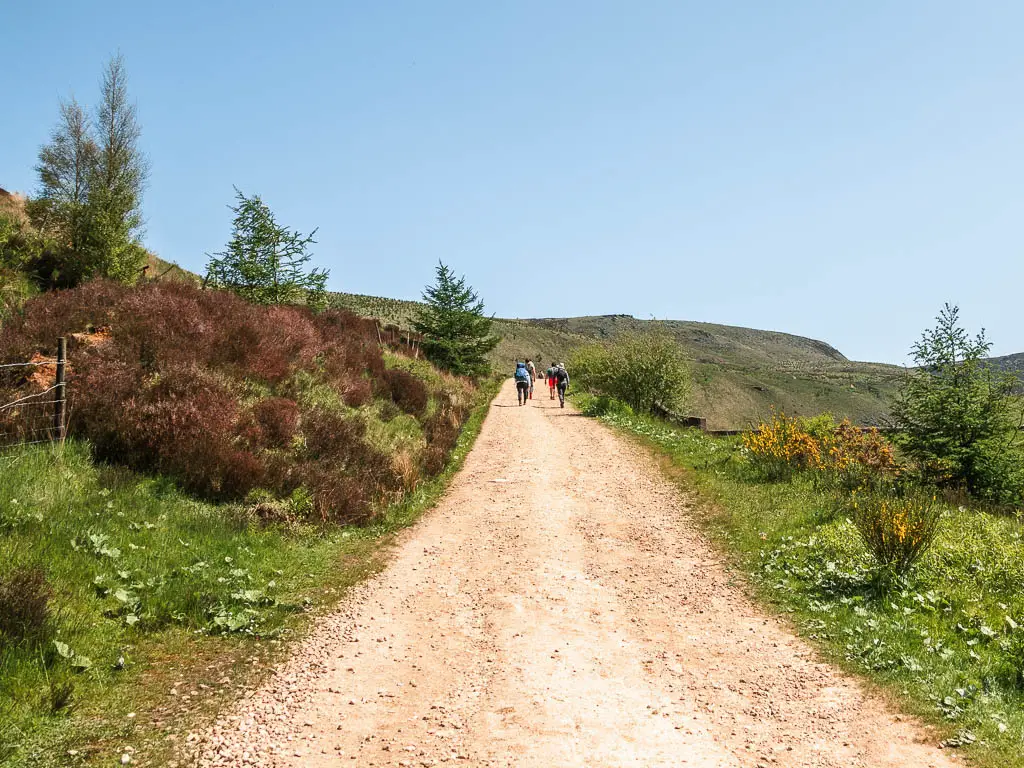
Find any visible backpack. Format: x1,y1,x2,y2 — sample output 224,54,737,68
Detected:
514,366,530,383
554,368,568,384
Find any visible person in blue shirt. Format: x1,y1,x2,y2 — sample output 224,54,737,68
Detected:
514,361,531,406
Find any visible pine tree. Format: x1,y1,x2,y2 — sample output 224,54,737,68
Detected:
412,262,498,376
204,188,328,307
891,303,1023,500
85,54,148,282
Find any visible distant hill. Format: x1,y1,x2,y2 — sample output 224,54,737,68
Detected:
329,292,904,429
987,353,1024,379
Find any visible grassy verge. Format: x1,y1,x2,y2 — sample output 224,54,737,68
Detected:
574,393,1024,768
0,380,498,767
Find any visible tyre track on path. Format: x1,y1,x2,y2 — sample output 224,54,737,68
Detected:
194,380,957,767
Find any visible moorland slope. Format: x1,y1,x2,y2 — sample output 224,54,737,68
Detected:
330,292,904,429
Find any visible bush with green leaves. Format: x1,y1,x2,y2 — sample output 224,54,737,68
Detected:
568,324,690,415
891,304,1024,505
845,488,943,581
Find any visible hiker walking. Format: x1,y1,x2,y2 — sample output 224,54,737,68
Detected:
546,365,557,399
525,359,537,400
554,363,570,408
514,361,531,406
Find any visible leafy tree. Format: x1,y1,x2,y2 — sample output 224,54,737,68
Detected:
204,189,328,307
891,303,1023,502
569,324,691,415
32,97,97,255
412,262,498,376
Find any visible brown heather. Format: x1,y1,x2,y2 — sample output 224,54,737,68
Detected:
0,280,475,522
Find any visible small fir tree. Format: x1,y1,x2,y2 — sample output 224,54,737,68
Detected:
85,54,149,282
891,303,1023,501
204,189,328,308
412,262,498,376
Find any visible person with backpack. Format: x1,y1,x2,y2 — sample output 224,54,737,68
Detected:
554,363,570,408
546,365,557,399
514,361,531,406
525,359,537,399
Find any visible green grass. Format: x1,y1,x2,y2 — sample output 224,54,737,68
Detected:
0,379,497,767
576,393,1024,768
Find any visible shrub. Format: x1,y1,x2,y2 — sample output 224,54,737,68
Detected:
816,418,900,491
847,490,942,580
383,367,428,418
569,324,690,415
742,412,899,487
580,395,635,419
0,565,53,644
244,397,300,449
302,408,367,461
742,411,821,480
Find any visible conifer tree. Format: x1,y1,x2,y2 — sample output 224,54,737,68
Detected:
85,54,149,281
413,262,498,376
891,303,1023,501
204,188,328,307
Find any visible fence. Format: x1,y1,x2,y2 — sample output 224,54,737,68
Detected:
374,321,424,358
0,337,67,450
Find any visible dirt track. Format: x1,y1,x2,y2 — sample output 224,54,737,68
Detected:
195,380,956,767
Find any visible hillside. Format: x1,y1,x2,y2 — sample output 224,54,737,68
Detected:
329,292,904,429
987,352,1024,379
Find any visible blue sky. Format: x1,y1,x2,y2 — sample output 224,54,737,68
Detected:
2,1,1022,364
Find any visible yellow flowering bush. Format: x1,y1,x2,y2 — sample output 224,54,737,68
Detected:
742,411,820,480
847,491,942,578
823,421,897,473
743,412,898,483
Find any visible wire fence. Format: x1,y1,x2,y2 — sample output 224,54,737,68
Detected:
0,338,67,451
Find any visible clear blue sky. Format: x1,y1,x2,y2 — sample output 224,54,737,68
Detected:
2,1,1022,364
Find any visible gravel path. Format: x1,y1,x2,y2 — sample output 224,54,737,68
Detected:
193,380,957,767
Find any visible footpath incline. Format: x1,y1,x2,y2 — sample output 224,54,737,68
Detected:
196,380,955,767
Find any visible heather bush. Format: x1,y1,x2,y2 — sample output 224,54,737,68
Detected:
302,408,368,461
340,376,374,408
384,367,428,418
423,392,470,473
0,280,479,523
249,397,300,449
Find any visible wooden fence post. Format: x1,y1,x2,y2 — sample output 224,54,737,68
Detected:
54,337,66,443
